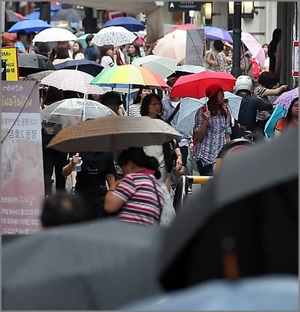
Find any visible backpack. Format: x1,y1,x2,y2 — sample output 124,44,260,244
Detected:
252,58,261,79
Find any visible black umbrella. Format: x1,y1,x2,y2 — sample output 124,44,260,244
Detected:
54,59,104,77
3,220,164,310
18,53,55,76
52,8,85,21
159,126,298,290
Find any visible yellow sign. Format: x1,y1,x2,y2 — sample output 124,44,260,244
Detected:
1,47,19,81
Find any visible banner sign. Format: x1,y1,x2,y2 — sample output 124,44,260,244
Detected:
185,29,204,66
169,2,202,12
293,41,298,77
2,81,44,234
1,47,19,81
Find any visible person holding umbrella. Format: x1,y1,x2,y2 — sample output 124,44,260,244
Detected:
193,84,231,176
14,30,28,54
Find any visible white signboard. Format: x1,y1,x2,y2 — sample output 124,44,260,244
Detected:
185,29,204,66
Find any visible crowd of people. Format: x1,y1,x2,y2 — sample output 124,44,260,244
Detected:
3,24,297,229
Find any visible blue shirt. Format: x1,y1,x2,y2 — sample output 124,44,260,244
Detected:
14,41,27,54
84,46,100,61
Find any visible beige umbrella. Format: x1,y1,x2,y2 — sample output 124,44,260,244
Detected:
32,27,77,43
47,116,182,152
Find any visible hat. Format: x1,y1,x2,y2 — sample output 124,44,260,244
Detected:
205,84,223,99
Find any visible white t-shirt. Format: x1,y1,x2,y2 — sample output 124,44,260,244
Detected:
100,56,116,68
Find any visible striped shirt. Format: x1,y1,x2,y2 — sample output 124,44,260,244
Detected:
193,108,231,166
113,172,164,225
127,104,141,117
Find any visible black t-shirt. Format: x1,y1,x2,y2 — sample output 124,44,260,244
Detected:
237,93,273,131
69,151,115,192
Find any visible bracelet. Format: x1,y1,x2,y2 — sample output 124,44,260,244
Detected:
176,153,183,158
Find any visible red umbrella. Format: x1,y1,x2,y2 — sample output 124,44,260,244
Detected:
170,71,236,99
166,23,200,34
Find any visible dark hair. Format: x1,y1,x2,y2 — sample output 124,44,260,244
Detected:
55,44,69,59
43,86,64,105
99,45,114,64
140,93,163,117
16,30,27,40
41,192,93,227
85,34,94,45
101,91,123,106
72,41,84,59
286,97,298,123
207,90,227,117
34,42,50,57
118,147,161,179
133,86,151,104
128,43,141,58
213,40,224,52
257,71,278,89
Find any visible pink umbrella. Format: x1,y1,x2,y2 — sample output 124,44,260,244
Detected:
241,31,265,66
166,23,200,34
274,87,298,109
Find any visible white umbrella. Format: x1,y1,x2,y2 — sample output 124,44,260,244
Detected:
33,27,77,43
41,98,116,125
40,69,108,94
132,55,177,79
241,31,265,66
92,26,137,47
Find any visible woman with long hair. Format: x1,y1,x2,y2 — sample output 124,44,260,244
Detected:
268,28,282,81
193,84,231,176
72,41,85,60
104,147,164,225
99,44,116,68
275,97,298,136
127,86,152,116
140,93,183,190
127,42,141,64
52,44,72,65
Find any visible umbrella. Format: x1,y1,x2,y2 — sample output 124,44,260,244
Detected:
23,70,56,81
204,26,233,44
92,26,137,47
54,59,104,77
153,31,187,64
264,105,288,139
41,69,107,95
32,27,77,43
2,220,163,310
25,10,55,20
76,33,96,48
2,32,17,46
5,10,25,22
47,116,182,152
8,19,51,33
41,98,116,125
123,275,299,310
132,55,177,79
170,71,236,99
274,87,298,109
90,64,169,90
241,31,265,66
51,8,85,21
101,16,145,32
175,64,206,75
18,53,55,76
176,92,242,136
166,23,200,34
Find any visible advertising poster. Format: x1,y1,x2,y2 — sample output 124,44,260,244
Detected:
1,47,19,81
2,81,44,234
293,41,298,77
185,29,204,66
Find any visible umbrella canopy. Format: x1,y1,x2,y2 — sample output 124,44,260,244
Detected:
8,19,51,33
170,71,236,99
23,70,56,81
101,16,145,32
132,55,177,79
166,23,200,34
2,220,163,310
2,32,17,46
54,59,104,77
76,33,96,48
175,64,206,75
204,26,233,44
51,8,85,21
41,98,116,125
274,87,298,109
41,69,106,95
25,10,55,20
90,64,169,89
18,53,55,76
47,116,182,152
92,26,137,47
153,31,186,64
5,10,25,22
33,27,77,43
241,31,265,66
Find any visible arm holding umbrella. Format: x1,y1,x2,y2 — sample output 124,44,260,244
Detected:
194,109,210,141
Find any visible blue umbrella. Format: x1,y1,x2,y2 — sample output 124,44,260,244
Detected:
101,17,145,32
25,10,55,20
8,19,51,33
264,105,288,139
204,26,233,44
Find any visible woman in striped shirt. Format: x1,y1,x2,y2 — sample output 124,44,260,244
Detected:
104,147,164,226
127,87,152,116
